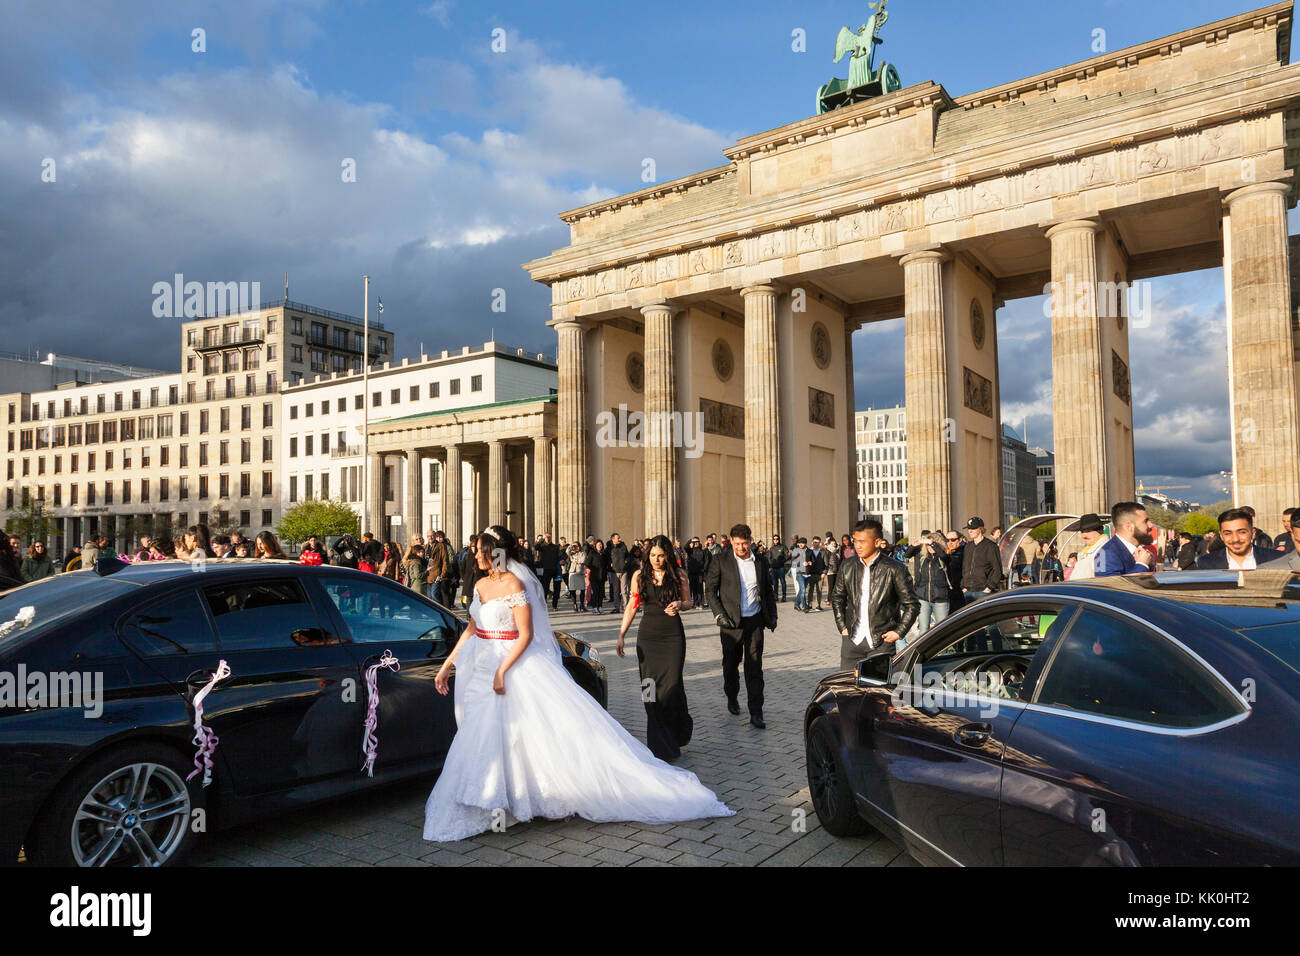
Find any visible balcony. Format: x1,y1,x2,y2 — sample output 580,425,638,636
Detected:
330,445,363,459
193,331,265,352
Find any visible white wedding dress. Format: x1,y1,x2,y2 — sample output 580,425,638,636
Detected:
423,558,733,842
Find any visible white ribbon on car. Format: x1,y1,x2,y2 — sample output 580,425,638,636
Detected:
0,606,35,639
186,660,231,788
361,650,401,777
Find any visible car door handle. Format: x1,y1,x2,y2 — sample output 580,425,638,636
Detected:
954,722,993,747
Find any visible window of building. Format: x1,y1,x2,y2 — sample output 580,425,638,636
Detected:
449,379,460,395
471,375,482,392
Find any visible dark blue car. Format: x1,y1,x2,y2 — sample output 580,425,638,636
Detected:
0,559,606,866
804,570,1300,865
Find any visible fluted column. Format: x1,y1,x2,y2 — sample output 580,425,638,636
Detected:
844,323,859,524
532,436,552,539
1223,182,1300,523
1047,220,1108,516
901,250,952,535
367,452,385,538
488,439,507,528
641,301,679,541
740,284,783,537
443,444,462,547
402,449,422,541
555,319,589,542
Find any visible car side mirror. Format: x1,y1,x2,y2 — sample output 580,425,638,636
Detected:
855,653,895,687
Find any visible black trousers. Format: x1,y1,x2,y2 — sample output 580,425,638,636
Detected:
720,614,766,716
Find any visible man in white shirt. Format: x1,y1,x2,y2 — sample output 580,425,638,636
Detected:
1197,508,1276,570
705,522,778,729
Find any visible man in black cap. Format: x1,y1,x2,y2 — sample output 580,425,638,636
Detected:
960,516,1001,604
1067,513,1108,580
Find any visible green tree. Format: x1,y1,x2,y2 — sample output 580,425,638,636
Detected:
1178,513,1218,536
3,493,54,547
1029,521,1057,541
1144,505,1180,531
278,498,359,546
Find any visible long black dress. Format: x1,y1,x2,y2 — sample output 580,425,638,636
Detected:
636,574,693,761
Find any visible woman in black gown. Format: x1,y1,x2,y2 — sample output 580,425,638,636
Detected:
615,535,694,762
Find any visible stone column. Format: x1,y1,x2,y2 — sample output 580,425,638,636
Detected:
740,284,783,536
641,301,679,541
367,452,385,537
533,436,552,539
844,324,859,524
1047,220,1108,516
901,250,953,535
487,440,507,528
443,444,462,547
555,319,588,542
1223,182,1300,523
402,450,422,542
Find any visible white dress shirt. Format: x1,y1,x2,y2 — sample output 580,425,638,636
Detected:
1226,550,1257,570
851,554,879,647
736,552,760,618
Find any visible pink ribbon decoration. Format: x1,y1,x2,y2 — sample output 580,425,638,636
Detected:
186,660,231,787
361,650,400,777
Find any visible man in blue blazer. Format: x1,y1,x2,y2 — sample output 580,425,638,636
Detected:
1094,501,1156,576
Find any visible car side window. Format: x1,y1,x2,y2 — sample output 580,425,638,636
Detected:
917,608,1071,701
318,574,458,649
202,579,335,650
1034,608,1242,728
119,588,218,656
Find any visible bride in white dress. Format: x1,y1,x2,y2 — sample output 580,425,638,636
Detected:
423,525,733,842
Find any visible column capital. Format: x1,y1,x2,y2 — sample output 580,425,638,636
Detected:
548,316,593,332
1044,218,1102,241
639,299,683,318
739,282,780,299
1222,180,1292,208
898,247,949,268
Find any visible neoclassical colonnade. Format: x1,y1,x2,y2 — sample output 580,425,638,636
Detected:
530,4,1300,542
365,397,557,546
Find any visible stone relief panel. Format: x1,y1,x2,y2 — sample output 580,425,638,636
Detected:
883,202,909,234
1112,350,1131,405
808,387,835,428
969,180,1005,213
797,221,825,252
1077,154,1113,188
594,269,616,295
688,248,712,275
723,240,744,267
700,397,745,439
925,190,957,223
758,231,784,259
970,300,986,350
1138,141,1172,174
655,255,679,282
626,261,645,289
566,275,587,302
1197,125,1239,163
963,367,994,417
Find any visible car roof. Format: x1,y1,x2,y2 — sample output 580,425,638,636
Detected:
997,570,1300,627
80,557,369,587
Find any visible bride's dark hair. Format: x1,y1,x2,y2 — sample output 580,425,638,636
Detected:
638,534,683,606
477,525,527,566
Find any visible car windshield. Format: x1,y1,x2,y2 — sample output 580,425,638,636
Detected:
0,574,136,651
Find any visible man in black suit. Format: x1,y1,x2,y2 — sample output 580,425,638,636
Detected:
705,522,777,729
1196,508,1280,570
831,518,919,671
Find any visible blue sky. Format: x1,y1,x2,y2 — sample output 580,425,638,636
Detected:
0,0,1287,507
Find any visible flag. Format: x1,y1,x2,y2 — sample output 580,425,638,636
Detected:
377,297,384,316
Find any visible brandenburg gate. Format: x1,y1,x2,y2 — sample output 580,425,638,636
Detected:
525,2,1300,542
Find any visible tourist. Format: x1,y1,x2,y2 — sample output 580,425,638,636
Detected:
233,541,252,558
80,535,102,568
705,523,778,729
184,524,217,559
1063,552,1079,579
1264,506,1300,569
1276,508,1297,554
426,531,449,603
301,534,327,561
331,533,361,569
1068,514,1109,579
459,535,482,606
254,530,291,560
903,531,950,643
616,534,695,762
685,537,707,609
21,541,55,583
403,542,427,596
824,531,842,605
212,534,232,558
960,517,1001,602
1175,531,1198,570
943,531,966,611
0,536,23,592
360,531,384,568
831,518,919,671
1241,506,1274,549
789,537,809,612
1196,508,1276,570
566,542,587,612
378,541,400,579
60,543,81,572
586,538,608,613
805,536,828,611
606,532,629,613
537,533,561,608
1095,502,1156,576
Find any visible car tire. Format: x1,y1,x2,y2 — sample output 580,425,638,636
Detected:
30,743,201,867
806,717,871,837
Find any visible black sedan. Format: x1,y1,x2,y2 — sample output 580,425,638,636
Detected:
0,558,606,866
804,570,1300,865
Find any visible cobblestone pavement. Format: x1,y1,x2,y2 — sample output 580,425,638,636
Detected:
191,597,917,867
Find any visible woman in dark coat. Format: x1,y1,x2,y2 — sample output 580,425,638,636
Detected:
615,535,694,762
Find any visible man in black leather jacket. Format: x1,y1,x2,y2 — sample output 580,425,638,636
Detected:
831,518,919,671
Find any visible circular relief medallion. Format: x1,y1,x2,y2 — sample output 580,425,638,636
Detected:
625,352,644,393
970,300,986,350
811,322,832,370
712,339,734,382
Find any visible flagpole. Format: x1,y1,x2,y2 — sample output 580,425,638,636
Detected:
361,274,370,536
